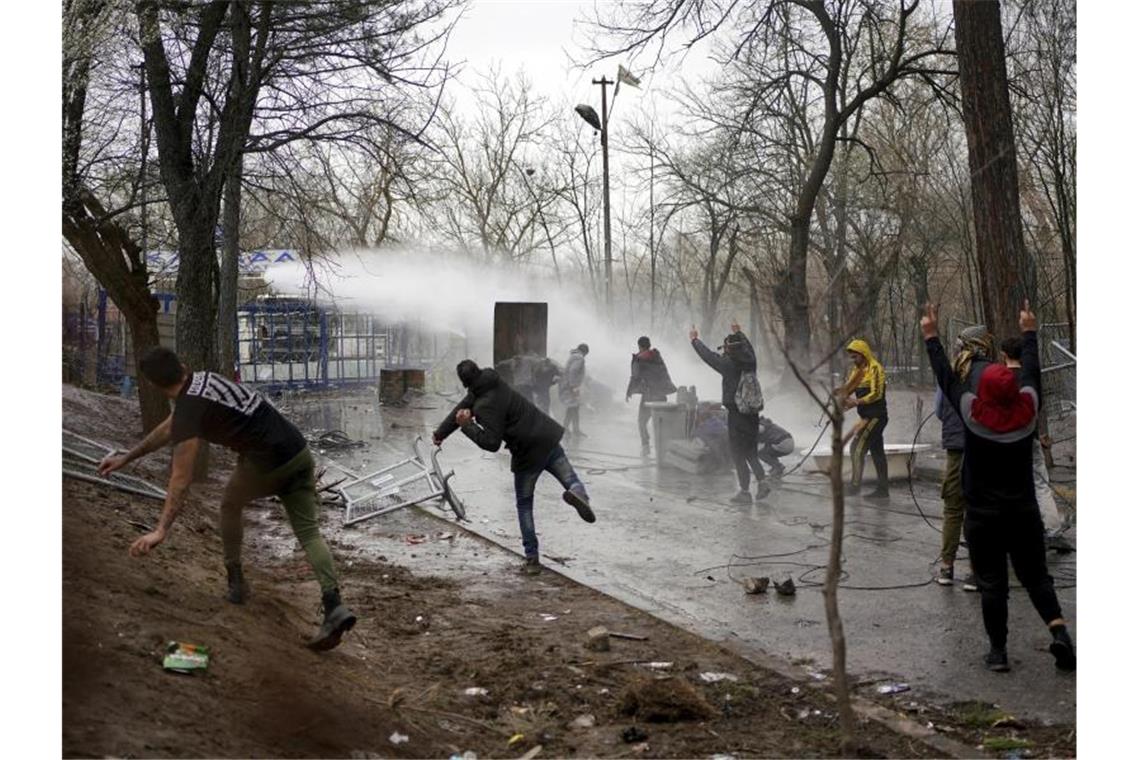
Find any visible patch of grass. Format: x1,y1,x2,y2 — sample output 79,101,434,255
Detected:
949,700,1006,729
982,736,1034,751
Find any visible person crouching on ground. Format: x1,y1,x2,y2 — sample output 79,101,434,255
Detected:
921,302,1075,673
626,335,677,456
1000,336,1072,553
836,339,890,499
756,416,795,478
98,347,356,651
690,323,770,503
434,360,596,575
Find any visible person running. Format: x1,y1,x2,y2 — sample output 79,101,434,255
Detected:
837,339,889,499
690,323,770,503
559,343,589,438
434,360,596,575
755,416,795,478
1000,336,1072,552
625,336,677,455
935,385,977,591
97,347,356,651
921,301,1075,673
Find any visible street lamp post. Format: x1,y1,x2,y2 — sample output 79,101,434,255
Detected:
575,75,614,316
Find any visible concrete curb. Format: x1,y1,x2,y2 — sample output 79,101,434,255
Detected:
412,503,982,759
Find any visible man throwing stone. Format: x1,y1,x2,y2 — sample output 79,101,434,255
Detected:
434,359,596,575
98,347,356,651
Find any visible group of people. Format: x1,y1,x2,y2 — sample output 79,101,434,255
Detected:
494,343,592,438
101,301,1074,673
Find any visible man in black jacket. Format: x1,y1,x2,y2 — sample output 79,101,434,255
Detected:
626,336,677,455
690,324,770,503
434,360,596,575
922,301,1074,673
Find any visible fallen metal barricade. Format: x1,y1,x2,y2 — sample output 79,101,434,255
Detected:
62,428,167,501
338,437,466,525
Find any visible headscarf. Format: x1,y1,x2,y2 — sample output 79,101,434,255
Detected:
952,325,996,382
971,363,1035,433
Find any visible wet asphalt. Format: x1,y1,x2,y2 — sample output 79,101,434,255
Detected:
287,390,1076,725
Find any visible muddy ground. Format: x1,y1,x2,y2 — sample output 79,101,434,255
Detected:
62,386,1074,758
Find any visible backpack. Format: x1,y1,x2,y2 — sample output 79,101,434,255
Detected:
734,370,764,414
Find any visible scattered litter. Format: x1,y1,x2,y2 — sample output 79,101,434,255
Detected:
508,733,525,747
586,626,610,652
540,614,559,622
808,671,827,681
876,682,911,695
163,641,209,673
699,672,739,684
518,746,543,760
621,726,649,743
510,706,531,716
610,631,648,641
775,578,796,596
448,752,477,760
463,687,489,697
569,714,596,729
598,688,610,695
790,687,801,695
388,732,409,745
744,577,769,594
641,661,673,669
437,532,455,541
631,743,650,754
404,534,427,545
711,755,737,760
991,715,1025,729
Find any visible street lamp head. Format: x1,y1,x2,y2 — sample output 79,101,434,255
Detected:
574,104,601,132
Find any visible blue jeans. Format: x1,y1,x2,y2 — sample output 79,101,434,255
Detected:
513,444,586,559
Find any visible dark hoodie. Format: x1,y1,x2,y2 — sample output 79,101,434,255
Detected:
691,332,758,412
626,348,677,399
925,332,1041,512
434,368,564,472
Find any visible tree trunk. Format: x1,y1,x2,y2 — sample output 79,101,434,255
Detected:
216,156,243,378
953,0,1034,337
175,220,220,373
826,401,856,748
128,313,171,430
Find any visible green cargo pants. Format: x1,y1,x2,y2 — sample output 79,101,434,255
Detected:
220,447,338,593
939,449,967,567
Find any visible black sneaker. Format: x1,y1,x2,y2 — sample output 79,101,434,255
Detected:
520,557,542,576
1049,626,1076,671
936,566,954,586
307,588,357,651
755,481,771,500
985,648,1010,672
729,490,753,505
563,487,596,523
962,574,979,592
769,464,786,479
225,563,250,605
864,487,890,500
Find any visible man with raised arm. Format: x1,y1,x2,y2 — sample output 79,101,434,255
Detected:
921,302,1074,673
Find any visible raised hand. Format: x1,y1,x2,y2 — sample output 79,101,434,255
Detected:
689,325,699,342
730,320,741,334
920,303,940,339
1018,299,1038,333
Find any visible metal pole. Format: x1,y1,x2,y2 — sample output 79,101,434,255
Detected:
593,76,614,316
649,142,656,331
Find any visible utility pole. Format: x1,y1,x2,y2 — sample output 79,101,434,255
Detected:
649,142,656,330
593,75,614,316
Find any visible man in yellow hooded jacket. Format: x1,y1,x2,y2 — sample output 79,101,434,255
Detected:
837,339,890,499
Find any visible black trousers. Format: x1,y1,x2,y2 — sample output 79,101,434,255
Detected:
964,507,1063,650
850,415,888,489
727,408,765,490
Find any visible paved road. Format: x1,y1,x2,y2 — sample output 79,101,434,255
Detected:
292,392,1077,725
